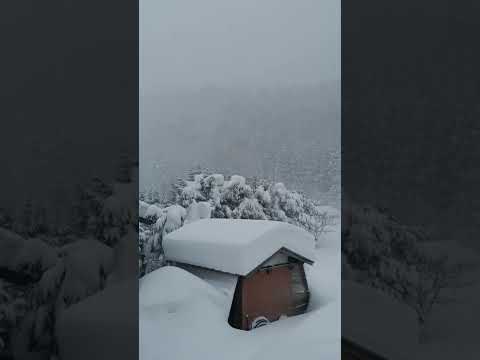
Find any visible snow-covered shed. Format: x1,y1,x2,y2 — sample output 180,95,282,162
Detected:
163,219,315,330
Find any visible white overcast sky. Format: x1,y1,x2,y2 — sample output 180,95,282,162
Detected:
140,0,340,93
140,0,340,194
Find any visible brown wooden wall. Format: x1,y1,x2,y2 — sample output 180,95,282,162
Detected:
242,265,291,329
228,263,310,330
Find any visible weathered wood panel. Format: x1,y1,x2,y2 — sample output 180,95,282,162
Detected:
242,266,291,329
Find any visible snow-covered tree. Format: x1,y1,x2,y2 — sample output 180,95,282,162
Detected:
139,171,337,276
371,254,449,343
342,200,462,342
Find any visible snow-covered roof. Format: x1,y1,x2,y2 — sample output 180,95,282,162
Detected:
163,219,315,276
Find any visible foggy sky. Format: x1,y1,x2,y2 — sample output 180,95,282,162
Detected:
140,0,339,91
140,0,340,194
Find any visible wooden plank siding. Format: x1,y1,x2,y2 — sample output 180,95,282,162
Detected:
228,263,310,330
242,265,292,329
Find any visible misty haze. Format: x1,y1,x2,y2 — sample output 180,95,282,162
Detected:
140,0,340,199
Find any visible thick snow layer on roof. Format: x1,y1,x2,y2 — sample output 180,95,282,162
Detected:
140,221,341,360
163,219,315,275
342,280,419,359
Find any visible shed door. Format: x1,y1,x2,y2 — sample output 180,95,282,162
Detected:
242,266,291,329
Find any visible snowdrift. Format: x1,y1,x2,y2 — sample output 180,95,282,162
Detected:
140,221,340,360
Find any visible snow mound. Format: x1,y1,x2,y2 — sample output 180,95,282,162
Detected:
144,204,164,219
174,264,239,319
139,266,223,310
140,267,240,360
163,219,315,275
140,233,341,360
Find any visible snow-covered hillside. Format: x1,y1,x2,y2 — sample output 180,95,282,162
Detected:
139,216,341,360
342,200,480,359
343,268,480,360
343,229,480,360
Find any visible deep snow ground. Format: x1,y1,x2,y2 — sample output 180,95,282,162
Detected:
413,271,480,360
343,241,480,360
139,219,341,360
